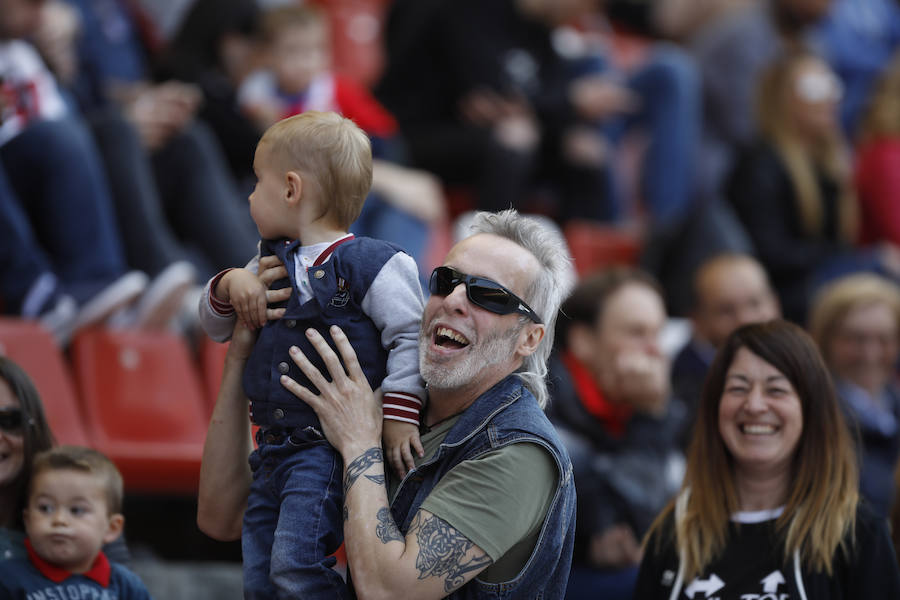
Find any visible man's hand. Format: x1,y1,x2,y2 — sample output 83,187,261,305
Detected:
280,326,383,458
588,524,642,569
599,350,669,416
383,420,425,478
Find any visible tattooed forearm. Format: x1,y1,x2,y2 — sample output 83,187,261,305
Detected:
343,447,384,496
365,473,385,486
375,507,404,544
411,513,493,593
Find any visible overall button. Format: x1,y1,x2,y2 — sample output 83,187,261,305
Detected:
278,361,290,374
273,408,285,420
285,319,297,328
313,270,325,279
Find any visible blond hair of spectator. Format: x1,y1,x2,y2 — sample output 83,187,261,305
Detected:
756,48,858,242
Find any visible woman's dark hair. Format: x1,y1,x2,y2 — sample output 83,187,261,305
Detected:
0,356,55,528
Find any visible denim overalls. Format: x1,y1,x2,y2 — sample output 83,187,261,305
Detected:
242,236,400,600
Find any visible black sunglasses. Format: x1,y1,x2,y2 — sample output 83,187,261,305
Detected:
0,407,25,434
429,266,542,324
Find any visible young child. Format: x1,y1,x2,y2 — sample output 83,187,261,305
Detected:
0,446,151,599
198,110,425,599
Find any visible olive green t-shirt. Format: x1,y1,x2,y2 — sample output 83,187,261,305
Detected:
388,417,558,583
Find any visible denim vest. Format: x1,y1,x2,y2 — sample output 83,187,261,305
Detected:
244,237,398,429
390,376,576,599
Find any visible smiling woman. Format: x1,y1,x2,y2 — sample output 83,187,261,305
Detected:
0,356,55,556
633,320,900,599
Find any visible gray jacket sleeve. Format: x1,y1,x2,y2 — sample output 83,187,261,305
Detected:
360,252,427,422
197,252,260,343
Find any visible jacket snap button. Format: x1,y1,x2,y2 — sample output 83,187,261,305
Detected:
278,361,290,374
285,319,297,328
273,408,285,420
314,270,325,279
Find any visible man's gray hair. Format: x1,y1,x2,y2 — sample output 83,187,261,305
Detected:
467,210,575,408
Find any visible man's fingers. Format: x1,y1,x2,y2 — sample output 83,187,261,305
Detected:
303,329,348,385
287,343,333,392
279,374,320,409
259,265,289,286
266,308,286,321
266,288,292,303
327,326,367,382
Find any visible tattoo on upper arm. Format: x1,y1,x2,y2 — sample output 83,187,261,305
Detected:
343,447,383,496
409,512,493,593
375,507,404,544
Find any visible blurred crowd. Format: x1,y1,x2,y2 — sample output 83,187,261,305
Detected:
3,0,900,597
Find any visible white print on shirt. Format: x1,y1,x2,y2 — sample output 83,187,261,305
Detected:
27,583,117,599
682,569,791,600
686,573,725,598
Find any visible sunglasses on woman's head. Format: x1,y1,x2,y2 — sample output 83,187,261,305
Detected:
429,266,543,324
0,407,25,434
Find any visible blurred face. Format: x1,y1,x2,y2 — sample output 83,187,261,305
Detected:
786,58,842,142
694,260,780,349
24,469,121,573
272,22,329,95
0,378,25,491
594,283,666,366
0,0,44,40
827,301,899,395
419,234,540,395
248,141,291,239
719,348,803,481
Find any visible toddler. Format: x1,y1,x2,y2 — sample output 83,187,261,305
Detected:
198,110,424,598
0,446,151,599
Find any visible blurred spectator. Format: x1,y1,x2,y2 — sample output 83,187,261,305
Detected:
236,3,444,275
376,0,699,229
809,273,900,518
856,51,900,247
815,0,900,136
547,268,685,600
655,0,755,42
57,0,259,278
156,0,264,184
0,0,191,340
672,253,780,446
692,0,833,191
727,48,900,323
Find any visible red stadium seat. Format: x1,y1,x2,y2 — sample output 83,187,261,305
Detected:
69,328,208,494
564,220,643,277
0,318,90,446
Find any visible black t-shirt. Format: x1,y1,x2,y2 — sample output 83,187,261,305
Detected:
634,504,900,600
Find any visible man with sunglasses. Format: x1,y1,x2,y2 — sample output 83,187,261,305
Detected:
199,209,577,598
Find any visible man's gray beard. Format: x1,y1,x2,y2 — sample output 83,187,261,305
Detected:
419,321,523,390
